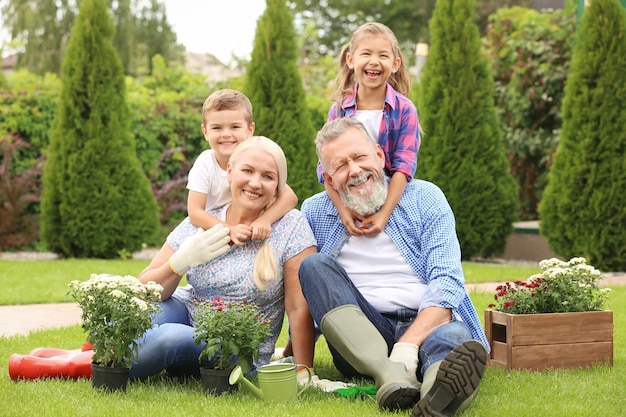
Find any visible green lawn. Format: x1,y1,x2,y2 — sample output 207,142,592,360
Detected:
2,258,625,416
0,258,540,305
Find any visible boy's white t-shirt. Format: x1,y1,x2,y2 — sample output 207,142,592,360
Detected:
186,149,231,210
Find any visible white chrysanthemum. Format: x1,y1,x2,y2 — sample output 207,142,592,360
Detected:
539,257,568,270
131,297,148,311
568,257,587,266
110,289,126,298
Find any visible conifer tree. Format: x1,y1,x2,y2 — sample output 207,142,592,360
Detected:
243,0,321,202
40,0,159,258
417,0,518,259
539,0,626,271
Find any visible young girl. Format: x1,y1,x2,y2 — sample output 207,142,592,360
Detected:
321,22,420,237
273,22,422,363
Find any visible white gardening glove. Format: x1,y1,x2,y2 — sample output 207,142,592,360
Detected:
389,342,419,383
296,369,356,392
168,224,231,276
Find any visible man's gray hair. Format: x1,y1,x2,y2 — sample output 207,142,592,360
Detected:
315,118,372,170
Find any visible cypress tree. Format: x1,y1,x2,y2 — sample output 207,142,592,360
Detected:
417,0,518,259
539,0,626,271
243,0,321,202
40,0,159,258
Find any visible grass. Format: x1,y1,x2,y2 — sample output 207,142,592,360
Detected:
0,258,541,305
2,258,625,416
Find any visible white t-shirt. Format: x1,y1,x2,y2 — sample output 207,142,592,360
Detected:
186,149,231,210
355,110,383,143
337,231,428,313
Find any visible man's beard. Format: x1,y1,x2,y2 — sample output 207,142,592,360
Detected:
336,172,388,216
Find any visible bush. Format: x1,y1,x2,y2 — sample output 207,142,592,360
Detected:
0,135,43,250
539,0,626,271
417,0,518,259
40,0,159,258
483,5,576,220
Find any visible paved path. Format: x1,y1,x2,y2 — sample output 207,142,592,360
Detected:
2,272,624,338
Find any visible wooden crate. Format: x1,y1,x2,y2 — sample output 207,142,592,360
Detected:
484,309,613,371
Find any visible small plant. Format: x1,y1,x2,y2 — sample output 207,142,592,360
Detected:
488,257,611,314
68,274,163,368
193,297,272,372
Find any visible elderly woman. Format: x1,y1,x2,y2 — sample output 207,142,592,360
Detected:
130,136,316,379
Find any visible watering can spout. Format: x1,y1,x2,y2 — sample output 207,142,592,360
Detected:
229,366,264,399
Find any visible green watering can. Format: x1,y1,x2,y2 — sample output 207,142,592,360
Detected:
229,363,312,402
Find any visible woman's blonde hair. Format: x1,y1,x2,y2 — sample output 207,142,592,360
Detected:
329,22,411,111
228,136,288,289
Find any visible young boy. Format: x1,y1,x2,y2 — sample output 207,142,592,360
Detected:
187,89,298,246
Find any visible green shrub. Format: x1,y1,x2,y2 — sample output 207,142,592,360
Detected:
539,0,626,271
244,0,322,203
40,0,159,258
483,5,576,220
417,0,518,259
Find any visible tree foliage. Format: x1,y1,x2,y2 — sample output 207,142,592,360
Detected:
539,0,626,271
0,0,180,76
417,0,518,259
483,4,576,220
40,0,159,258
287,0,530,62
244,0,321,203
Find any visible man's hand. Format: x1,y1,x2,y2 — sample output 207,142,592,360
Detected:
168,224,231,276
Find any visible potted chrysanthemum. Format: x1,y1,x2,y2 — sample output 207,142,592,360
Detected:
484,257,613,371
67,274,162,391
193,297,272,395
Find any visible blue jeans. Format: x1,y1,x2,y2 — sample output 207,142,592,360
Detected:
299,253,473,379
129,297,204,380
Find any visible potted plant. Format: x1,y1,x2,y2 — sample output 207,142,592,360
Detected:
193,297,272,395
484,257,613,370
67,274,162,391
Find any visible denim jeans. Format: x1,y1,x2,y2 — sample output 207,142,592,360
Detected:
299,253,473,379
128,296,204,380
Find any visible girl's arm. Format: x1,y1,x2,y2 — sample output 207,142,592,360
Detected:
359,171,408,236
187,190,227,230
250,184,298,240
283,246,317,370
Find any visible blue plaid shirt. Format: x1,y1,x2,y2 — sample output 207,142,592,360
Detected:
301,179,489,348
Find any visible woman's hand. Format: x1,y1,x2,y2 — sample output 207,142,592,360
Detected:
168,224,231,276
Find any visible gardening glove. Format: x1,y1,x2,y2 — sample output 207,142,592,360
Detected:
296,369,356,392
389,342,419,383
168,224,231,276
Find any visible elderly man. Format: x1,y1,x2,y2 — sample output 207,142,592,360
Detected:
299,118,489,416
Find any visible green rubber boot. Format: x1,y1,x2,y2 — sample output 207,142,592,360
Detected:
320,305,420,411
411,340,487,417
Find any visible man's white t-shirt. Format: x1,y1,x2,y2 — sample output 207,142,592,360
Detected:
186,149,231,210
337,231,428,313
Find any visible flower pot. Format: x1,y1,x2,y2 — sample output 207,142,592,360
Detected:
484,309,613,371
91,363,130,392
200,367,237,395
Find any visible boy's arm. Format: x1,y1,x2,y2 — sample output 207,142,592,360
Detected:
324,181,363,236
360,172,407,236
250,184,298,240
187,190,226,230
